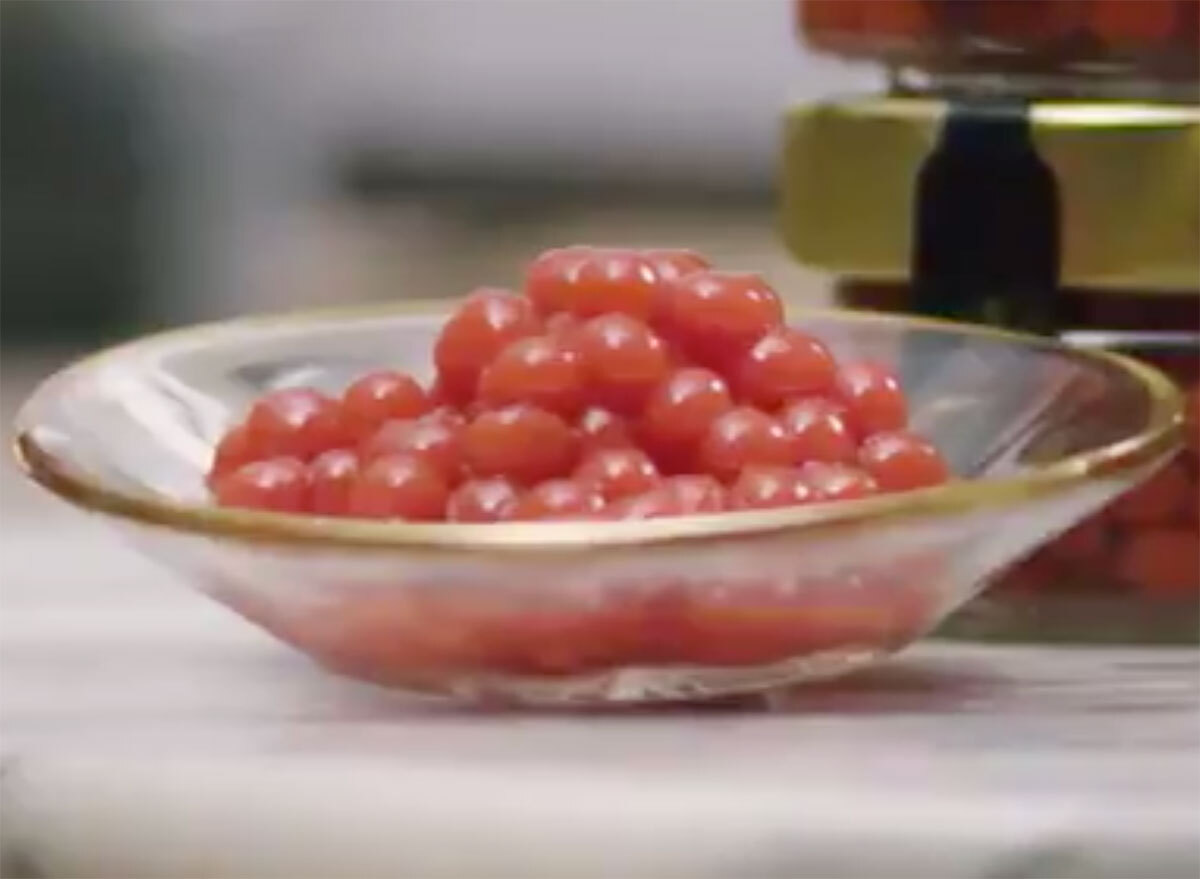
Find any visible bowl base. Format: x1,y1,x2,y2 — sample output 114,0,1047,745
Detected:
319,645,892,706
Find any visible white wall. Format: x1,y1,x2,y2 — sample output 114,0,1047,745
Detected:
125,0,878,319
139,0,877,182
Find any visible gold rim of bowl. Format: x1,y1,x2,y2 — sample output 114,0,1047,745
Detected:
12,301,1184,554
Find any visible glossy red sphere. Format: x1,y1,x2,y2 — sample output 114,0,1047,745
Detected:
641,248,710,283
576,406,634,452
208,424,256,485
445,477,520,523
341,371,430,439
511,479,606,520
611,475,726,519
836,361,908,435
727,466,814,510
245,388,346,461
461,404,579,485
734,328,837,409
697,407,797,483
779,397,858,465
799,461,879,502
654,270,783,363
639,367,734,466
525,246,660,320
433,288,540,402
308,449,360,516
347,454,449,521
358,415,462,481
213,457,309,513
574,447,661,502
478,334,586,416
858,430,950,492
574,313,671,413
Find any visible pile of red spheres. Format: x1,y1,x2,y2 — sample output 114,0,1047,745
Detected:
208,246,949,521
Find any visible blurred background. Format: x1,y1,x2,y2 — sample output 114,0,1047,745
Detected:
1,0,876,509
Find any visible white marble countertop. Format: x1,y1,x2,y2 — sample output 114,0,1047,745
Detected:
3,353,1200,878
2,517,1199,879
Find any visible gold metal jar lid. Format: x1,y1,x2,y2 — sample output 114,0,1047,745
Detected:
780,98,1200,293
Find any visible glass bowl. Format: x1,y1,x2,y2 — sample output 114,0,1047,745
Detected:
13,303,1182,705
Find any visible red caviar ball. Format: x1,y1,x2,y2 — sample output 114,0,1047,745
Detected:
575,447,661,502
341,371,430,439
525,246,659,320
461,404,579,485
347,454,449,521
308,449,360,516
245,388,346,461
434,287,540,402
213,457,309,513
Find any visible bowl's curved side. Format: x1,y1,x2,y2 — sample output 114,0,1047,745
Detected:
107,458,1143,704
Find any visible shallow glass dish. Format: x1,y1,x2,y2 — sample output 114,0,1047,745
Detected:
13,304,1182,705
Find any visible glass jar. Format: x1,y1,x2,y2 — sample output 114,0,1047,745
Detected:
945,332,1199,644
780,96,1200,642
797,0,1200,100
827,292,1200,644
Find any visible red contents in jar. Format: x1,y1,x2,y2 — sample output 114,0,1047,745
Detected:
1109,461,1192,526
980,0,1084,42
1117,528,1200,596
860,0,931,40
1045,517,1109,566
1091,0,1177,45
999,367,1200,602
796,0,1199,69
1184,384,1200,454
